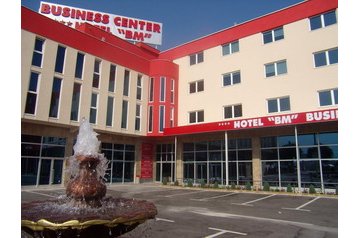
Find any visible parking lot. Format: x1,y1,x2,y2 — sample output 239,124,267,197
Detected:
21,184,338,238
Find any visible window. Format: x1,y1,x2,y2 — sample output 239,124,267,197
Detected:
267,97,290,113
189,110,204,124
310,10,337,31
314,48,338,67
265,60,287,77
224,104,242,119
319,89,338,106
108,64,116,92
70,83,81,121
160,77,166,102
170,79,175,103
170,107,174,128
223,71,241,86
75,52,84,79
189,80,204,93
106,96,114,126
49,77,62,118
32,38,44,67
148,106,153,132
189,51,204,65
92,59,101,88
159,105,165,132
263,27,284,44
135,104,141,131
136,75,142,100
121,100,128,129
25,72,40,114
149,77,154,102
123,70,130,96
54,45,66,73
89,93,98,124
222,40,239,55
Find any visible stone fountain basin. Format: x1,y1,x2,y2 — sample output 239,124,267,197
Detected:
21,197,157,238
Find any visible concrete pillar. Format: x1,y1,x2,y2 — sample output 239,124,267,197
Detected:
251,136,262,191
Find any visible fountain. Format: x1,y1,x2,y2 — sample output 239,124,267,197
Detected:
21,118,157,238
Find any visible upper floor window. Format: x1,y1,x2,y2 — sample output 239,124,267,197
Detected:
189,51,204,65
319,89,338,106
49,77,62,118
310,10,337,31
224,104,242,119
223,71,241,86
149,77,154,102
90,93,98,124
265,60,287,77
75,52,84,79
189,80,204,93
170,79,175,103
267,96,290,113
106,96,114,127
222,41,239,55
263,27,284,44
32,38,44,67
314,48,338,68
189,110,204,124
108,64,116,92
92,59,101,88
160,77,166,102
25,72,40,114
54,45,66,74
136,74,142,100
123,70,130,96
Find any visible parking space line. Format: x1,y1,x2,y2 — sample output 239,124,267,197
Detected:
191,192,237,202
232,194,276,206
204,227,247,237
163,190,206,198
23,190,58,198
282,197,320,212
155,217,175,223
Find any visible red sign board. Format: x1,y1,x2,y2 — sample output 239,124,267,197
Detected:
141,143,153,179
164,109,338,136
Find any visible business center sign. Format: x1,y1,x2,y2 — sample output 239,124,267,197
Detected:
39,1,163,45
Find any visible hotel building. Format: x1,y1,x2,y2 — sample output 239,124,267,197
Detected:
21,0,338,192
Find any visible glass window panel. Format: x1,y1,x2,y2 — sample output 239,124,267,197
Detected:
42,137,66,145
184,163,194,179
300,160,321,186
321,160,338,188
228,162,237,182
125,151,134,161
29,72,39,92
209,140,222,151
108,65,116,92
21,134,42,143
231,41,239,53
123,70,130,96
314,52,327,67
238,150,252,161
102,150,112,160
263,31,273,44
21,158,39,186
276,61,287,75
195,152,207,161
189,112,196,123
228,151,237,161
320,145,338,159
268,99,278,113
280,161,297,186
25,93,37,114
121,100,128,128
310,15,322,30
125,144,135,151
265,64,275,77
223,74,231,86
279,148,297,160
196,142,207,151
183,152,194,162
183,143,194,152
112,162,123,182
189,54,196,65
262,161,279,185
197,81,204,92
222,44,230,55
328,48,338,64
189,83,196,93
233,105,242,117
232,72,241,84
55,45,66,73
75,53,84,79
41,145,65,157
196,163,207,183
197,52,204,63
261,148,278,160
238,162,252,184
333,89,338,104
124,162,134,182
197,111,204,122
238,138,251,149
278,135,296,147
21,143,41,156
209,152,222,161
49,78,62,118
224,106,232,119
299,147,318,159
261,136,277,148
319,91,332,106
279,97,290,111
34,38,44,51
298,134,318,146
323,11,337,27
101,143,112,149
70,83,81,121
32,52,42,67
159,106,164,132
319,132,338,145
106,97,114,126
274,27,284,41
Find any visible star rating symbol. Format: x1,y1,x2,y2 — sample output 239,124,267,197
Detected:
218,122,230,126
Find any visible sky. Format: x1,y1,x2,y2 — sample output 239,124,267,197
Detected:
21,0,304,51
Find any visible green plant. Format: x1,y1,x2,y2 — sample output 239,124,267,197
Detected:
230,182,236,190
162,177,168,185
187,179,193,187
309,184,316,194
286,184,293,193
213,181,219,189
200,179,206,188
245,181,252,191
263,182,270,191
174,180,179,186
